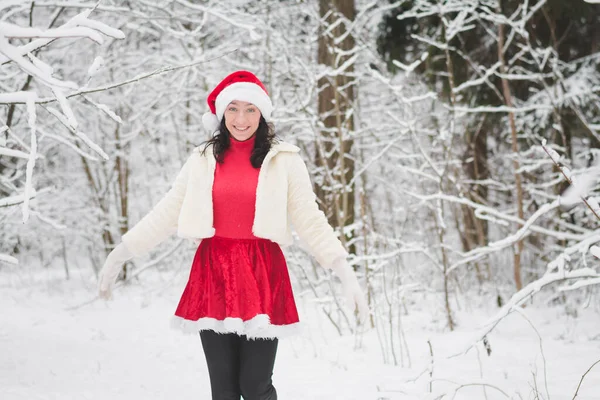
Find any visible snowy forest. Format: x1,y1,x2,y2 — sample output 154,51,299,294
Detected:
2,0,600,399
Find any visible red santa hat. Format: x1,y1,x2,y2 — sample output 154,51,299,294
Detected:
202,70,273,133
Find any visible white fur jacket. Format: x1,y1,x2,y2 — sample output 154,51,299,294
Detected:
121,141,348,270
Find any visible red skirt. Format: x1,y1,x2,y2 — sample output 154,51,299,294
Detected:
171,236,301,339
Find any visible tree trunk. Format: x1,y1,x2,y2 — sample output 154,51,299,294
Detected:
498,2,524,291
114,121,129,280
437,15,457,331
461,120,490,282
316,0,357,254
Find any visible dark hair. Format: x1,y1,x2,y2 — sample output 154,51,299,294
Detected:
200,116,277,168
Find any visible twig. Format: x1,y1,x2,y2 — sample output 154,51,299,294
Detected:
531,370,541,400
65,239,185,311
447,382,510,399
513,307,550,400
450,268,599,358
572,359,600,399
475,345,489,400
0,49,239,105
0,187,51,207
541,141,600,222
428,339,434,393
428,380,511,400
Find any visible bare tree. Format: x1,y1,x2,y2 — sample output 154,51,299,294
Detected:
317,0,358,254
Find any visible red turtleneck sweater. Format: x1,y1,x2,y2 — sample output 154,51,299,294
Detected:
212,134,260,239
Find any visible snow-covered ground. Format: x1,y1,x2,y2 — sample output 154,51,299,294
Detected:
1,267,599,400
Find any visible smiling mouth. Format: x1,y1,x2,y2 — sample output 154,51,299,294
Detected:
234,126,250,131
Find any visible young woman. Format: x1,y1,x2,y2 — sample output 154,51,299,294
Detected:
98,70,369,400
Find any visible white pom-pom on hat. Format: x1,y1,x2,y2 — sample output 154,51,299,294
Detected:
202,111,220,134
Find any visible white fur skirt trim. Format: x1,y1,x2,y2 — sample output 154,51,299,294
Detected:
170,313,303,339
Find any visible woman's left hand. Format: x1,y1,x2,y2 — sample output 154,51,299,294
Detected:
332,258,370,325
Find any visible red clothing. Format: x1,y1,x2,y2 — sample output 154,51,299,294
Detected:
212,134,260,238
173,236,300,338
172,134,301,339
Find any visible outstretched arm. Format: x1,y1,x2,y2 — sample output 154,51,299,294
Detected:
121,153,193,257
98,152,194,299
287,153,369,324
286,153,347,269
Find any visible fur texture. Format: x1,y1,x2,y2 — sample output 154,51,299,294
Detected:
170,314,303,339
121,141,348,271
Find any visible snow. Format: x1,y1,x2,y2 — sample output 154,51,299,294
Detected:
487,200,559,249
44,106,109,160
0,190,37,208
392,52,429,77
589,197,600,215
559,167,599,207
0,91,39,105
84,98,123,125
0,14,118,65
21,97,37,223
2,2,600,399
27,53,54,77
1,269,599,400
0,254,18,265
0,146,31,159
87,56,104,78
52,88,79,130
591,246,600,259
0,33,78,90
0,22,105,43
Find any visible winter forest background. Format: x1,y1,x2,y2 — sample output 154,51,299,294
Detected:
2,0,600,399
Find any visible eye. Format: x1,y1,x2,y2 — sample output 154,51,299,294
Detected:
247,108,256,113
228,107,237,112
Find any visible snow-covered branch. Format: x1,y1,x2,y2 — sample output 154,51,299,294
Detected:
0,5,125,223
0,8,124,65
0,253,18,265
452,268,600,358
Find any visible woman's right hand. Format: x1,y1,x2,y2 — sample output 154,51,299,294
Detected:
98,242,133,300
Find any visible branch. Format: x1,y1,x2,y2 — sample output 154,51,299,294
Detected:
0,22,104,42
0,146,33,159
65,239,185,311
0,50,238,105
450,268,600,358
433,381,510,399
541,139,600,222
0,34,77,90
573,359,600,399
407,192,583,243
0,8,125,65
0,187,51,207
0,253,18,265
513,308,550,400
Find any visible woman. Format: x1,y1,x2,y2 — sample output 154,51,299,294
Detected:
98,70,369,400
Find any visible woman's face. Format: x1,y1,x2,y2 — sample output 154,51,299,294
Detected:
223,100,261,141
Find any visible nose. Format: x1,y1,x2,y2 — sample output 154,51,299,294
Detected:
233,110,247,124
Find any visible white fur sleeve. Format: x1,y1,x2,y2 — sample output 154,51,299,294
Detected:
287,153,348,269
121,154,192,258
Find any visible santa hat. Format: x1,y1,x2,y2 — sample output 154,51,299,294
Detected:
202,70,273,133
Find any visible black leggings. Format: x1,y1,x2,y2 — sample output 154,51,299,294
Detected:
199,330,278,400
